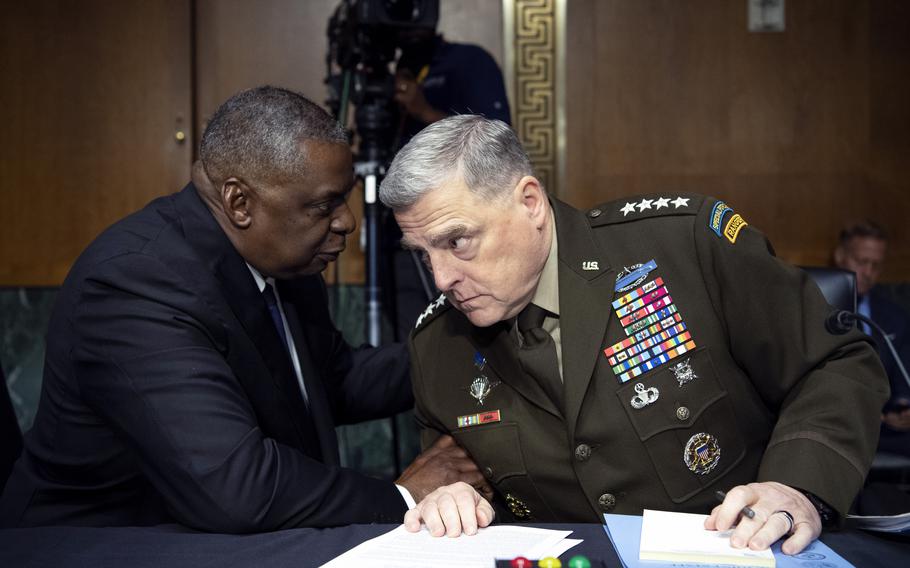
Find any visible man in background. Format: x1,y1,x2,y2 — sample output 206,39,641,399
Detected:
835,221,910,457
0,87,487,533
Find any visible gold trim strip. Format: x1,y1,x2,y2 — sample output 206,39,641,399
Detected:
501,0,564,197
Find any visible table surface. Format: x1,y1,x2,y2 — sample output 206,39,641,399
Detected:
1,522,908,567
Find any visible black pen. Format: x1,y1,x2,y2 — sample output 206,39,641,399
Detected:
715,490,755,519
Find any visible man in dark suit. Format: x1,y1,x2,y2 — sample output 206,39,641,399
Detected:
0,87,485,532
377,116,888,553
835,221,910,457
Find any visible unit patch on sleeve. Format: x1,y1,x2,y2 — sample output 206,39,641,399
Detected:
723,213,748,244
603,261,697,383
708,201,735,237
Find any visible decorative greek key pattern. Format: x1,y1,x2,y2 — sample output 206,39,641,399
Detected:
505,0,561,195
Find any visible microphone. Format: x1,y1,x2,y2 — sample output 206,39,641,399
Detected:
826,309,910,392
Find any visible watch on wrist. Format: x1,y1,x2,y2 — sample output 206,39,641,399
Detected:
801,490,837,528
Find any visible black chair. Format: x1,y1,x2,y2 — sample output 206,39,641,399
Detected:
801,268,910,504
800,266,857,313
1,356,23,492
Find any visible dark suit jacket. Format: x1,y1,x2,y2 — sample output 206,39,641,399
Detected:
0,184,412,531
410,194,888,522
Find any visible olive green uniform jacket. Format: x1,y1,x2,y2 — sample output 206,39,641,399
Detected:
409,193,888,523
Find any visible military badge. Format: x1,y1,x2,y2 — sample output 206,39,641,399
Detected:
505,493,531,519
670,358,698,386
415,293,448,328
473,351,487,371
630,382,660,410
614,259,658,293
467,375,500,405
684,432,721,475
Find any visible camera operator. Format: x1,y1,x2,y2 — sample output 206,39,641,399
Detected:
393,27,511,145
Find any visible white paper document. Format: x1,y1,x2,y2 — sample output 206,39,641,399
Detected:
321,525,576,568
639,509,775,567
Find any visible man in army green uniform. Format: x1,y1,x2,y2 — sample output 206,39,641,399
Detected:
378,115,888,553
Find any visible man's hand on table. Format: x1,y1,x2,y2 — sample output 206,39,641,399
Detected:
705,481,822,555
404,481,495,537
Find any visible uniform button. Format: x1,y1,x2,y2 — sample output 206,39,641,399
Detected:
598,493,616,511
588,208,602,218
676,406,690,421
483,466,494,479
574,443,592,462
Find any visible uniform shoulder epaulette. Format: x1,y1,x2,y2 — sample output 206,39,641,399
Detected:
586,192,706,227
414,293,450,332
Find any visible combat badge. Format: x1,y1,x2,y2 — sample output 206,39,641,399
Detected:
670,358,698,386
614,259,658,293
467,375,500,405
684,432,721,475
506,493,531,519
630,382,660,410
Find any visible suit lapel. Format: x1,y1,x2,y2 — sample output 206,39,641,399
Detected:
281,289,339,466
169,185,315,451
551,200,616,436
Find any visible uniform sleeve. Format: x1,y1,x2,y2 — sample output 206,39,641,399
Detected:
72,254,406,532
692,201,890,515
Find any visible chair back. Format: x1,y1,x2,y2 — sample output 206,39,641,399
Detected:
0,358,23,491
800,266,857,313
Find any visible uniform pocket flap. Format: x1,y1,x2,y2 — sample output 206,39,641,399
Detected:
452,422,527,483
616,347,726,441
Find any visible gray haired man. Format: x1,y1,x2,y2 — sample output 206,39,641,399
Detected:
380,115,887,553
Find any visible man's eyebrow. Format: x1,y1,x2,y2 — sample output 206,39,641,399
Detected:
427,225,469,249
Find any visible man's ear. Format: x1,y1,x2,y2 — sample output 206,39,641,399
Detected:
221,178,253,229
514,176,547,225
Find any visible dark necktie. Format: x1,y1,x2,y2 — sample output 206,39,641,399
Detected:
517,303,563,407
262,283,290,351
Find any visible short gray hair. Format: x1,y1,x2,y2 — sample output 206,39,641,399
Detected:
199,86,347,187
379,115,533,210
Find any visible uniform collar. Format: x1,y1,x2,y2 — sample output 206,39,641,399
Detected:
529,213,560,317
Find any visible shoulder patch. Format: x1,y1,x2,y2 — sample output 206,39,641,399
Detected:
414,293,450,331
708,201,735,236
588,193,705,226
722,213,748,244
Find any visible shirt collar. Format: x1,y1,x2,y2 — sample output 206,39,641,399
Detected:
246,263,274,293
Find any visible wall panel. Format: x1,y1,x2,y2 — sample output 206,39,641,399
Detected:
563,0,910,281
0,0,193,286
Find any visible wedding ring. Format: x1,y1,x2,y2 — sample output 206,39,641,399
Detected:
774,510,795,535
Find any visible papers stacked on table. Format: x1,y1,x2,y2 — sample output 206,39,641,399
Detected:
321,525,581,568
603,511,855,568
